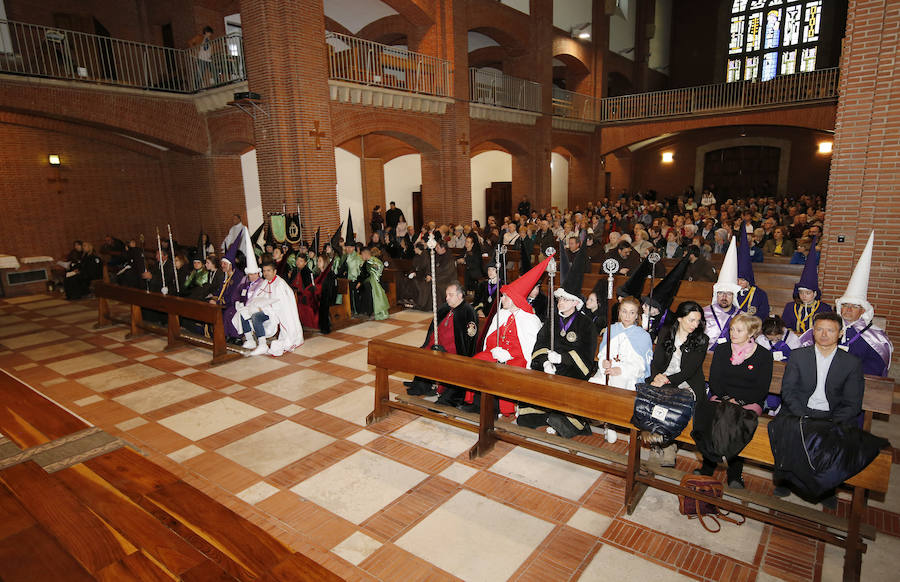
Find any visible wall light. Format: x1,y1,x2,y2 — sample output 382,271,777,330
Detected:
571,23,592,41
818,141,833,154
661,151,674,163
48,154,61,166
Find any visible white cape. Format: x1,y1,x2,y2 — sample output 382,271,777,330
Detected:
233,276,303,356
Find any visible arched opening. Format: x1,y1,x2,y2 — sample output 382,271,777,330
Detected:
470,148,512,227
552,53,591,92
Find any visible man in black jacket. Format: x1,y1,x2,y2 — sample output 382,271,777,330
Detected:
774,311,865,505
404,282,478,406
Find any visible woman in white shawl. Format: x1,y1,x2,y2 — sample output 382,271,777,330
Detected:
591,296,653,391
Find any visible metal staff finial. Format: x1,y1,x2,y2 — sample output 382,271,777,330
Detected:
426,233,440,350
546,247,557,353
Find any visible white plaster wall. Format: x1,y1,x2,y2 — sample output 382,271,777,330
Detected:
501,0,529,15
649,0,672,73
240,149,263,233
383,154,421,231
335,147,364,242
470,151,512,226
551,153,569,210
610,0,636,60
553,0,593,32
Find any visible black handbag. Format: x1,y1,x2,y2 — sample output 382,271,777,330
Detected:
695,398,758,461
631,382,695,446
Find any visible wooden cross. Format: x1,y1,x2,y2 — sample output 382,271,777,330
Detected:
308,121,326,150
458,133,469,148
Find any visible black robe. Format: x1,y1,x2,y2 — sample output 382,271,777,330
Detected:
420,301,479,406
527,292,549,323
530,310,598,381
472,278,500,315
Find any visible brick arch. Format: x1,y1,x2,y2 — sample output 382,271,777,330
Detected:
207,108,255,155
0,79,209,153
599,103,837,156
337,133,419,162
467,26,527,57
381,0,435,28
0,111,166,158
552,41,591,78
357,14,415,46
330,104,441,153
469,46,508,70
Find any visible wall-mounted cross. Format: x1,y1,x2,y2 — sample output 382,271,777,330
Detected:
309,121,326,150
48,171,68,194
458,133,469,148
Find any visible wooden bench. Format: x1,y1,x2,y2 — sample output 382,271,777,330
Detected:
367,340,892,581
94,282,240,366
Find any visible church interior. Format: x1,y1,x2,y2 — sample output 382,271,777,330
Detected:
0,0,898,580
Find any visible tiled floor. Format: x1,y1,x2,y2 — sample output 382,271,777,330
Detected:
0,292,897,582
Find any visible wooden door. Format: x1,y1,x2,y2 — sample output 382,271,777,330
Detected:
412,189,423,231
485,181,512,222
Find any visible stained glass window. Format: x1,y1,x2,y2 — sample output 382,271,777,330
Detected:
800,47,817,72
730,17,746,54
746,12,763,51
728,59,743,82
726,1,827,82
745,56,759,80
764,10,782,49
781,49,797,74
803,1,822,42
762,52,778,80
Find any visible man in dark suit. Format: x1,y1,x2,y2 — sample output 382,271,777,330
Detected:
775,311,865,505
780,312,864,423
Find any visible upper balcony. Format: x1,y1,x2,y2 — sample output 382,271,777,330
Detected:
0,19,245,101
552,67,839,130
468,67,542,125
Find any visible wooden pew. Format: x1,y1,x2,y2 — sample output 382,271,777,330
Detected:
94,282,239,366
367,340,892,582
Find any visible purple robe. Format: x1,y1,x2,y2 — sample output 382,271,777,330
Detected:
799,319,892,377
736,285,769,319
221,270,247,339
780,301,832,335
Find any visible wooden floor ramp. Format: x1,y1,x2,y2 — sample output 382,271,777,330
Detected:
0,370,344,582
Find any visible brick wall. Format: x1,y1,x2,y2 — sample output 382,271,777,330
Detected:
822,0,900,341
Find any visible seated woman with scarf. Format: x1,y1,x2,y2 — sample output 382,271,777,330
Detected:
694,313,773,489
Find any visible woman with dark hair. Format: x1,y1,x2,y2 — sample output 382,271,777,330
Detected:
461,233,485,292
644,301,709,466
370,205,384,237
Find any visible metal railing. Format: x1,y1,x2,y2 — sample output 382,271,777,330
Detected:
552,87,600,122
469,67,542,113
0,19,245,93
598,67,839,123
326,31,451,98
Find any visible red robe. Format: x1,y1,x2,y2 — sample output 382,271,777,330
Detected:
468,314,528,416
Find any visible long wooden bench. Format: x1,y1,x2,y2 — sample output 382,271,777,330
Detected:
94,281,240,366
366,340,892,582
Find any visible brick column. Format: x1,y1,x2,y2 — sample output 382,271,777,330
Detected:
822,0,900,345
420,0,472,225
239,0,339,232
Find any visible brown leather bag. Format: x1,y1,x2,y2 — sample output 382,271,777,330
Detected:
678,474,746,533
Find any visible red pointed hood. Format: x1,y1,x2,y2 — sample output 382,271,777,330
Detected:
501,256,550,313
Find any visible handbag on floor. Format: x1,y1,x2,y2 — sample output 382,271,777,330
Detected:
678,474,745,533
631,382,695,446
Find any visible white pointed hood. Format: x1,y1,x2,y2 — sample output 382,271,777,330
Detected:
242,226,260,274
712,236,740,304
836,230,874,323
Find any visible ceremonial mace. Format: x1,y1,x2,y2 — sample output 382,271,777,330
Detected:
426,233,442,351
646,252,661,331
494,244,507,350
168,224,180,295
156,228,168,295
546,247,557,353
140,233,150,292
602,258,620,384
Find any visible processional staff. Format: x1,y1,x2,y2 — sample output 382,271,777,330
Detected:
493,244,507,350
545,247,557,353
156,228,168,295
602,258,619,384
140,233,150,292
646,252,661,331
426,233,443,351
167,224,180,294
